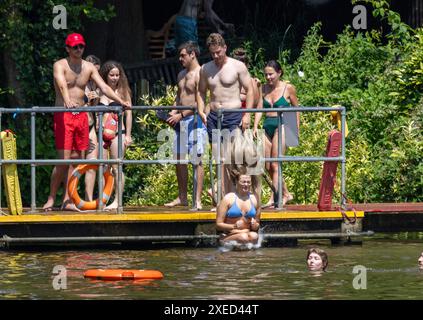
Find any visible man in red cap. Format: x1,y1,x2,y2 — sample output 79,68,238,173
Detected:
43,33,131,212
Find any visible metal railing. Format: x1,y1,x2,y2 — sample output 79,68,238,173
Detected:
213,106,347,208
0,105,347,213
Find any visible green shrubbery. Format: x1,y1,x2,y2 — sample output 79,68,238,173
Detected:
2,0,421,207
130,0,422,205
0,1,114,207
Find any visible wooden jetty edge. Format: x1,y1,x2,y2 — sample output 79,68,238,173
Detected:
0,203,421,248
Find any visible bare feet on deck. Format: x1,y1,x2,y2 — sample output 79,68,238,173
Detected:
262,194,293,208
61,200,81,212
164,198,188,207
42,197,55,212
262,199,275,209
104,201,118,212
189,202,203,211
207,188,217,206
283,193,294,205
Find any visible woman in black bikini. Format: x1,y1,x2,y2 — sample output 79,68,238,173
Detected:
99,61,132,211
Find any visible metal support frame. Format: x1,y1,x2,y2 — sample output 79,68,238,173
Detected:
0,105,347,212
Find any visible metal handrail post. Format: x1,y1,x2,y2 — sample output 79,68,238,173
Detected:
191,111,198,210
276,111,283,208
216,109,222,204
30,108,37,212
97,112,104,212
341,107,347,208
0,110,2,212
117,108,123,214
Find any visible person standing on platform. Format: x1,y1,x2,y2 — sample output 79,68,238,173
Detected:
164,41,207,210
197,33,254,199
42,33,130,212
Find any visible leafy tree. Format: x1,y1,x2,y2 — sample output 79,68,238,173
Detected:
0,1,114,207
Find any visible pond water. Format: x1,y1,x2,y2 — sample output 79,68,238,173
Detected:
1,233,423,300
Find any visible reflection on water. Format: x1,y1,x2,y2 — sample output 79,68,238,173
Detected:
1,234,423,299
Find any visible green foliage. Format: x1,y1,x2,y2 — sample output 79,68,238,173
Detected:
126,0,421,205
0,1,114,207
125,86,215,206
0,0,115,106
2,0,421,207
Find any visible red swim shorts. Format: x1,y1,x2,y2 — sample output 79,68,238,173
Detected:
54,112,89,151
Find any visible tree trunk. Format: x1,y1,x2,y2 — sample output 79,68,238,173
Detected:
83,0,147,65
2,51,25,108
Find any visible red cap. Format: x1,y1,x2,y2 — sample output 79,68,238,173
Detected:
65,33,86,47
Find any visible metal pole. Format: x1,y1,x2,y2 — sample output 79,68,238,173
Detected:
117,108,123,214
30,108,37,212
97,112,104,212
277,111,283,208
341,107,346,208
0,110,2,213
216,109,222,204
0,231,374,245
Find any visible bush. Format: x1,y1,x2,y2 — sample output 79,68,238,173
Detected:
130,0,422,205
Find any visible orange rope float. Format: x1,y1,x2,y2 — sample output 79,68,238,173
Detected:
84,269,164,280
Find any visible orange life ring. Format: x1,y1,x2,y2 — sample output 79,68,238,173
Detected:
68,164,114,210
84,269,164,280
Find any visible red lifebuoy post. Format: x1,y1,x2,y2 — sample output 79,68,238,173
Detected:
318,130,342,211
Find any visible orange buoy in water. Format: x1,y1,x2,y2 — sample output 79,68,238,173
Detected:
84,269,164,281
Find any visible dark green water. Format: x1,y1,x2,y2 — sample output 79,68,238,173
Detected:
1,234,423,300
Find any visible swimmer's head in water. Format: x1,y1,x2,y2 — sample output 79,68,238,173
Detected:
307,248,328,272
419,252,423,269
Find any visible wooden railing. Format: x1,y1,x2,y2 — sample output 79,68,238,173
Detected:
124,55,209,101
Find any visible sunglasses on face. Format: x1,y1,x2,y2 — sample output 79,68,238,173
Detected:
69,44,85,50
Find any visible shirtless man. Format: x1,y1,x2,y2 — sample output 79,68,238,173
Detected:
175,0,234,48
42,33,130,211
197,33,253,198
165,41,207,210
175,0,202,48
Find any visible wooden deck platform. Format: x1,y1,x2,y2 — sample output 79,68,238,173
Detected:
0,203,421,248
0,207,365,248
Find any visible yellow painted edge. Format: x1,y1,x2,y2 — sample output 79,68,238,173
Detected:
0,211,364,223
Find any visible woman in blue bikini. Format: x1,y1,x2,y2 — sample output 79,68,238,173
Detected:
216,170,260,244
253,60,299,207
